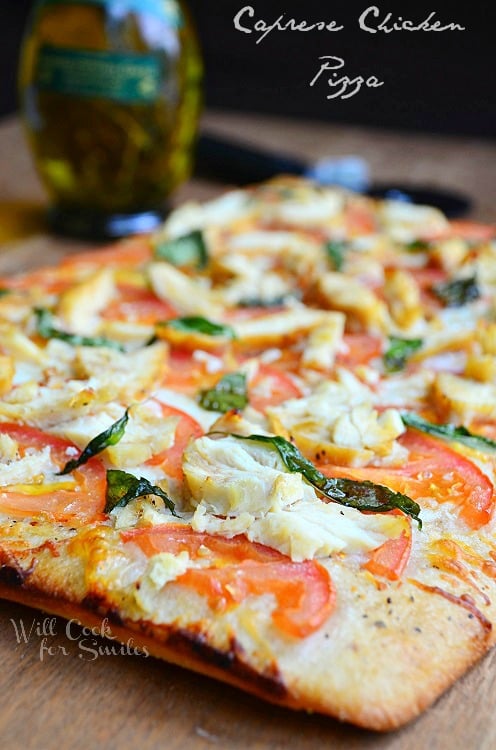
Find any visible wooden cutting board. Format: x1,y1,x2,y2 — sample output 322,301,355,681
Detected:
0,112,496,750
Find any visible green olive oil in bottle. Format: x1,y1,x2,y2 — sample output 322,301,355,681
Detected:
19,0,203,238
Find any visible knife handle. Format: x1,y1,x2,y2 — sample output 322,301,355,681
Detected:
196,133,307,184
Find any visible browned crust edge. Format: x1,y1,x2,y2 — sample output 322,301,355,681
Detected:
0,578,295,709
1,572,493,734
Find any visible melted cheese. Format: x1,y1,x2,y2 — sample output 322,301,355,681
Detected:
1,176,495,577
0,445,61,486
154,388,220,431
144,551,191,588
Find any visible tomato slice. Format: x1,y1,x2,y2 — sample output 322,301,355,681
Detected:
363,529,412,581
60,237,153,270
146,403,203,480
417,221,495,245
448,221,496,242
249,365,302,413
122,524,334,638
123,524,282,561
102,285,177,325
319,429,494,530
410,267,447,290
407,267,448,311
1,265,77,294
425,221,495,243
161,348,218,394
336,334,382,367
3,238,154,294
469,420,496,442
181,561,333,638
0,424,106,523
345,204,377,235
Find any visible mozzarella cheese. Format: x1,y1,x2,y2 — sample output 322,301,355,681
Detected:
1,176,495,583
0,444,62,487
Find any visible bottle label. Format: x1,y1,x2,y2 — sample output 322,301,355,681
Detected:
35,0,182,27
36,46,162,103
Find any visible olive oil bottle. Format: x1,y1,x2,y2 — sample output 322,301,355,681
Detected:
19,0,203,238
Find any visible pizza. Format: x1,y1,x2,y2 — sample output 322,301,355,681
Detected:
0,176,495,731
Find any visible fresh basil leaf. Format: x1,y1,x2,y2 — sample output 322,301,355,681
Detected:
35,308,125,352
160,316,236,339
405,239,430,252
0,288,10,298
105,469,176,515
220,433,422,527
324,240,347,271
431,276,480,307
59,409,130,475
199,373,248,413
402,412,496,455
154,230,208,269
383,336,423,373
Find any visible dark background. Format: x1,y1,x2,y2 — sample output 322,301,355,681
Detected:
2,0,494,137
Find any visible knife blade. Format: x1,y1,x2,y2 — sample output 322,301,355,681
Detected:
196,133,471,218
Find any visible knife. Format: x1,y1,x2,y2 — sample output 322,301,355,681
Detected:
196,133,471,218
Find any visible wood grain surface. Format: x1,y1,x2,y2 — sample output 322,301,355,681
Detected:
0,111,495,750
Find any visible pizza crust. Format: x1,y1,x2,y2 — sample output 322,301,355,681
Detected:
0,533,493,731
1,177,496,731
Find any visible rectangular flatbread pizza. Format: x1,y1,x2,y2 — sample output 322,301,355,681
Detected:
0,177,495,730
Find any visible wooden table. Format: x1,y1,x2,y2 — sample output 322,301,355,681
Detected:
0,111,496,750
